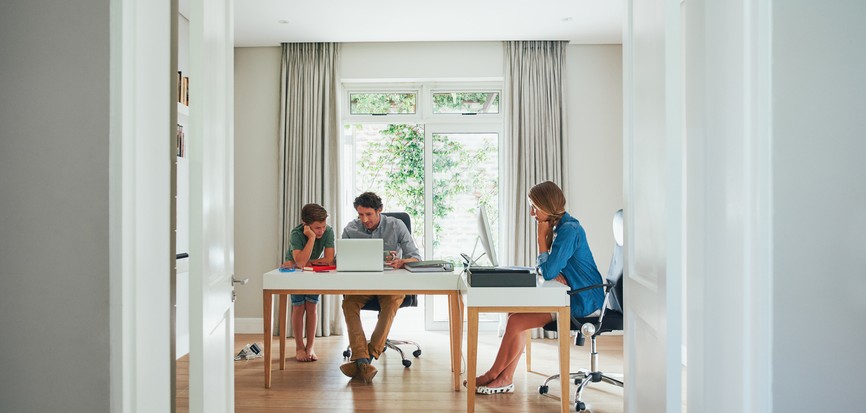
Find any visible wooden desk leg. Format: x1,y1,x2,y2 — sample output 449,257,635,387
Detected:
278,294,288,370
558,307,571,413
467,308,479,413
448,292,461,391
262,291,273,388
525,329,532,372
458,294,464,354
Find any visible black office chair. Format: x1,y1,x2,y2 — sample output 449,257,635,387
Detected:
538,209,625,412
341,212,422,368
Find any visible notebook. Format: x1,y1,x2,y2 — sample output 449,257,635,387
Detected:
336,239,385,272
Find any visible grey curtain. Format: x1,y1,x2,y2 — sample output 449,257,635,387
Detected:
502,40,569,338
278,42,342,337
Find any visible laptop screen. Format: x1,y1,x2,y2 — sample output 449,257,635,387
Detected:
336,239,385,272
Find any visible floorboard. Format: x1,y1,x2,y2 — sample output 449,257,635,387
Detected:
177,328,624,412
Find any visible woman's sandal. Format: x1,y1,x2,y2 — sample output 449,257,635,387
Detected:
475,383,515,395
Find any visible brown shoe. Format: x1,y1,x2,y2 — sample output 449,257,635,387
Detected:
357,363,378,383
340,361,359,378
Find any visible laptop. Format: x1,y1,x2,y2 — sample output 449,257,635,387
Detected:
336,239,386,272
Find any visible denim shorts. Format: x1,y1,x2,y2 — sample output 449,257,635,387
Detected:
290,294,320,306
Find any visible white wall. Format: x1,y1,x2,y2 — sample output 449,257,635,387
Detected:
340,42,503,80
565,45,623,274
232,42,624,320
233,47,283,322
0,1,111,411
772,1,866,410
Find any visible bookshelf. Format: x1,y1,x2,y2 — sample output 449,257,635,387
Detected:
175,7,190,359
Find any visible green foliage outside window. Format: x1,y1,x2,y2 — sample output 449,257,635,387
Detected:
432,92,500,113
350,93,416,114
357,124,496,247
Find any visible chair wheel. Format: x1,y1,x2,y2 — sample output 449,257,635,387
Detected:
402,359,412,368
412,350,422,358
342,350,351,358
538,385,549,394
576,401,586,411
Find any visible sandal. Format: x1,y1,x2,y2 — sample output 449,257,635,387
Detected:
475,383,515,394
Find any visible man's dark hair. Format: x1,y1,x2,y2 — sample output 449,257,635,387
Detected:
353,192,383,210
300,203,328,224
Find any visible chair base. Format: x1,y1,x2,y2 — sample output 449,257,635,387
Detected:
538,369,624,412
342,339,422,368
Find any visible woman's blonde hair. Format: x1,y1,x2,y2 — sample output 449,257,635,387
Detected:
528,181,566,248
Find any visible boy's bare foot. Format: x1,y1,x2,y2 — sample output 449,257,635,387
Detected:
296,349,309,362
306,349,318,361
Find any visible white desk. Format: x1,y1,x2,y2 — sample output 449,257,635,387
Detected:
461,273,572,413
262,268,464,390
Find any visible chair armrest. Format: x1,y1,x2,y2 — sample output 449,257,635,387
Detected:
567,282,616,337
567,282,613,296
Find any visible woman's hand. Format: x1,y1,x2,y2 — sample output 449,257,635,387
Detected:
553,274,569,286
537,220,552,251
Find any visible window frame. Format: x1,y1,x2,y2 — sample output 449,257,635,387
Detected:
341,80,505,331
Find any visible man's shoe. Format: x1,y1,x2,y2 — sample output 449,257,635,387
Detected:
340,361,359,378
358,363,378,383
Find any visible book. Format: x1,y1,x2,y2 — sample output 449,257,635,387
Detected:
302,265,336,272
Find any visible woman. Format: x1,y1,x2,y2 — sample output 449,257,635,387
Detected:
472,181,605,394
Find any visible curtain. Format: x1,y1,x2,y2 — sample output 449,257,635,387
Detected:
278,42,343,337
502,40,569,339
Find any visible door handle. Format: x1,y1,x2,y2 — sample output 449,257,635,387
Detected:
231,275,248,285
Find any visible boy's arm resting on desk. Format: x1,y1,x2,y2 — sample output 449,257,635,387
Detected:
309,247,335,266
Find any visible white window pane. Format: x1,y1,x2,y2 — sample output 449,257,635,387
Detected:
432,91,500,114
431,132,499,266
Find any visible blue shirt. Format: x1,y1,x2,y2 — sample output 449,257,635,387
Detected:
537,212,605,317
341,214,422,260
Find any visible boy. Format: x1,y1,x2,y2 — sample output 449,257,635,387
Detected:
280,203,335,362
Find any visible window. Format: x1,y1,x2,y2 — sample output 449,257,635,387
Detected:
341,82,503,330
349,92,417,115
432,91,500,114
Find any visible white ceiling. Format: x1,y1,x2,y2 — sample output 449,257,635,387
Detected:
234,0,623,47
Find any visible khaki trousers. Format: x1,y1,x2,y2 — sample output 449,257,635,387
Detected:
342,294,405,361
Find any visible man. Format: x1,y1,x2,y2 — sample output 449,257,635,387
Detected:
339,192,421,383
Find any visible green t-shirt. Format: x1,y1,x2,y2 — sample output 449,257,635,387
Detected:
284,224,335,262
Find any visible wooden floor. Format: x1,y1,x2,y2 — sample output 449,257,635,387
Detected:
177,329,624,412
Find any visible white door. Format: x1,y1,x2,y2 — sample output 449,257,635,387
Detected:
623,0,683,412
188,0,235,411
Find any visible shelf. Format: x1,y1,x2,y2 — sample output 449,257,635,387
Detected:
177,102,189,117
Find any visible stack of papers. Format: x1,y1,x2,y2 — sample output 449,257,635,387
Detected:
404,260,454,272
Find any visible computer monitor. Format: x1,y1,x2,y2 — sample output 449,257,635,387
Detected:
477,205,499,267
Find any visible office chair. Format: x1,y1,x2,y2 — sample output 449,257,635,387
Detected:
538,209,625,412
341,211,422,368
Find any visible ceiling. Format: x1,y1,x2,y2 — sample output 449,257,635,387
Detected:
234,0,623,47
